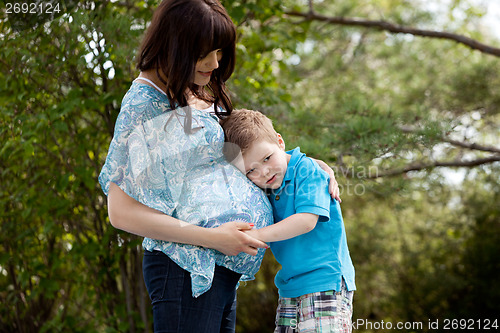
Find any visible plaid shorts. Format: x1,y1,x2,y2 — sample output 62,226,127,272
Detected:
274,280,354,333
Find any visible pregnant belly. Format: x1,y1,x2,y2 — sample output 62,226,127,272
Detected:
176,166,272,229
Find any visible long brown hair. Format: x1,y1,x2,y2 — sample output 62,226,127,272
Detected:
136,0,236,118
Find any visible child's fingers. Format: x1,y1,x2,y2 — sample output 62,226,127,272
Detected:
329,177,342,203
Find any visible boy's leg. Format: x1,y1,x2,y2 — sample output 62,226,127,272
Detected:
296,282,354,333
274,296,299,332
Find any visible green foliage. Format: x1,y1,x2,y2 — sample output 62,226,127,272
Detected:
236,251,280,333
226,0,300,111
1,1,154,331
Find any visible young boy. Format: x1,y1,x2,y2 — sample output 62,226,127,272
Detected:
220,109,356,333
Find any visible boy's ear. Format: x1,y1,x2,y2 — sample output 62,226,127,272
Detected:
277,133,285,150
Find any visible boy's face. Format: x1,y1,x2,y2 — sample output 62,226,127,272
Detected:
235,135,290,190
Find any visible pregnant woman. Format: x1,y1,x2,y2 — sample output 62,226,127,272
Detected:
98,0,339,332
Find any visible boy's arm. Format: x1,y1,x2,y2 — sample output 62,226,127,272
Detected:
245,213,318,242
310,158,341,203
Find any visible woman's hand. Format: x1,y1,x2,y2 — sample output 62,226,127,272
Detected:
206,222,268,256
242,228,261,241
108,183,268,256
313,158,341,202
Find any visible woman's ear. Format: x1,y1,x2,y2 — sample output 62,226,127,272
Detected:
277,133,286,150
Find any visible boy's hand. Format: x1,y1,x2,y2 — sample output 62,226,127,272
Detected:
328,173,341,203
209,222,267,256
313,159,341,203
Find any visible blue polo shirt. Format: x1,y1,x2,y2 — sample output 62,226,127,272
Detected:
268,147,356,298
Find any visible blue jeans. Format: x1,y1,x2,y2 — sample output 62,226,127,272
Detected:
143,250,241,333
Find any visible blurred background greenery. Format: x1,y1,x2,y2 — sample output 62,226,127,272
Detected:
1,0,499,332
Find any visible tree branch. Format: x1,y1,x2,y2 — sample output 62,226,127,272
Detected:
442,138,500,154
284,10,500,57
367,155,500,179
398,124,500,154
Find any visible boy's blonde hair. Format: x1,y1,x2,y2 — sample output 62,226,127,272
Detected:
220,109,279,154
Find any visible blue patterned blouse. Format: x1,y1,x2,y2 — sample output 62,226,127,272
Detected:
99,82,273,297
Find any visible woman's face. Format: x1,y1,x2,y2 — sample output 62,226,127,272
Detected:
194,49,223,86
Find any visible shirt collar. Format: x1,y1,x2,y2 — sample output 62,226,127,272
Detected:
274,147,304,193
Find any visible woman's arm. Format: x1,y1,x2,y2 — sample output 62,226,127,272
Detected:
107,183,268,256
244,213,318,243
311,158,341,203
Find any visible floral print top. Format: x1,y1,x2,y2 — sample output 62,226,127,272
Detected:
99,82,273,297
